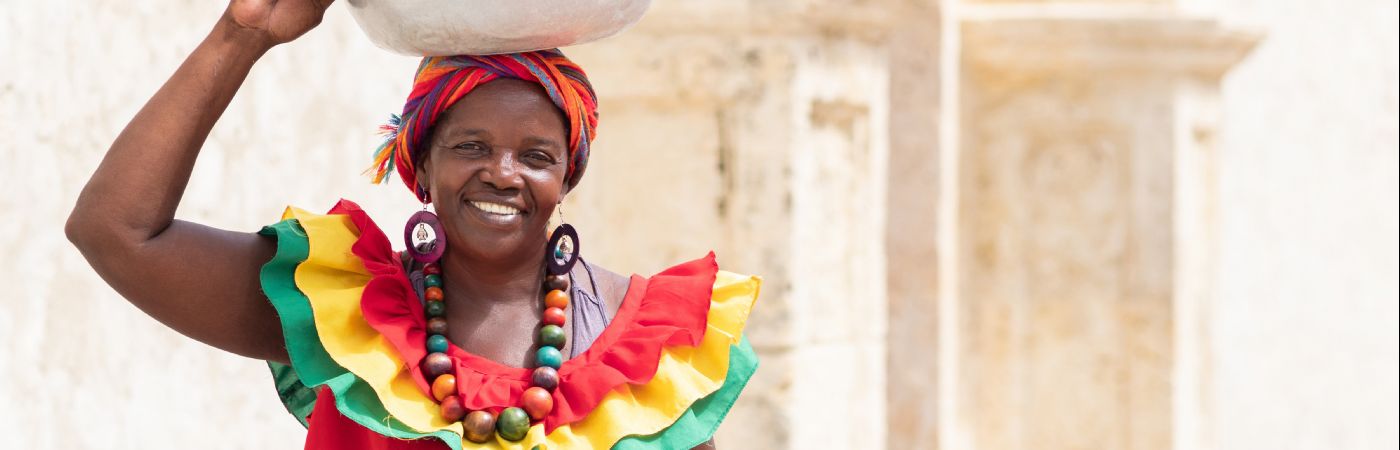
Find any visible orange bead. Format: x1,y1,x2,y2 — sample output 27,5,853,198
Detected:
545,289,570,309
543,307,566,326
431,374,456,402
425,287,444,301
440,395,466,422
522,387,554,420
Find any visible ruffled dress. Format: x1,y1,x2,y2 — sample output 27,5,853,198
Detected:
259,200,761,450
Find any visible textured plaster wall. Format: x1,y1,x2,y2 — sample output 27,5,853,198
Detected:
2,2,418,448
7,0,1396,449
1211,0,1400,448
2,1,891,449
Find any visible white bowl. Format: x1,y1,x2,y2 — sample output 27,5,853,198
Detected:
345,0,651,56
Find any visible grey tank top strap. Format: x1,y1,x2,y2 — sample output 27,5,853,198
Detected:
568,257,612,358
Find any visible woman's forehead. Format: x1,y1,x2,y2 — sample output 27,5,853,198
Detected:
433,80,568,145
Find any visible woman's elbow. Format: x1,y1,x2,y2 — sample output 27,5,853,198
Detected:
65,205,125,257
65,207,98,251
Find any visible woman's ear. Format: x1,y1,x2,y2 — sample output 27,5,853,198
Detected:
416,149,432,187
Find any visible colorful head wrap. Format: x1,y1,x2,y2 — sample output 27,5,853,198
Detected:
369,49,599,202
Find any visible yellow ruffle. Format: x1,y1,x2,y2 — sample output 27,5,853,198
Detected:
285,207,760,449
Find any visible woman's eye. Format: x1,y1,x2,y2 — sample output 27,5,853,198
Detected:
525,151,555,163
454,143,487,154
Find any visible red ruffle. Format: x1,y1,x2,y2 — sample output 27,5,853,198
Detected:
329,200,718,433
306,389,446,450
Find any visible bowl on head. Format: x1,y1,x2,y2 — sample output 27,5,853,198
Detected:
346,0,652,56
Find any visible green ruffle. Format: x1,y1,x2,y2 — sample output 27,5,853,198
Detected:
260,219,459,446
259,218,758,449
615,338,759,449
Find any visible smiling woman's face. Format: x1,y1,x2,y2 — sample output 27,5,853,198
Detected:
417,78,569,265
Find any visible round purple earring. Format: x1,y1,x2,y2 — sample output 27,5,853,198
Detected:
545,203,579,276
405,192,446,264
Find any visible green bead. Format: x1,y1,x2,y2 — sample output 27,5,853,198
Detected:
424,274,442,288
536,346,563,369
496,407,530,441
539,325,566,348
425,301,446,317
426,334,449,353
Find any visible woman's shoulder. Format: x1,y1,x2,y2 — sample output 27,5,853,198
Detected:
573,260,630,318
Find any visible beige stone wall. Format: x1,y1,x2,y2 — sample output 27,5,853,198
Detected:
2,2,415,448
4,0,1396,449
2,1,891,449
1211,0,1400,448
883,1,1397,450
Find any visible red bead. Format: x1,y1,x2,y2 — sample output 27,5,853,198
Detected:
543,307,566,326
440,395,466,422
426,317,449,335
423,352,453,379
423,264,441,275
425,286,444,301
431,374,456,402
522,387,554,420
545,290,570,309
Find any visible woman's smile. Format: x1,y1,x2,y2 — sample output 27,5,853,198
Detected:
465,199,527,228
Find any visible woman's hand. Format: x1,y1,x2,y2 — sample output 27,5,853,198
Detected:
224,0,336,49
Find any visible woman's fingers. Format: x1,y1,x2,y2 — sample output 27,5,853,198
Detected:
225,0,334,46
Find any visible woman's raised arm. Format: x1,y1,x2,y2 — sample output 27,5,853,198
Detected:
65,1,334,363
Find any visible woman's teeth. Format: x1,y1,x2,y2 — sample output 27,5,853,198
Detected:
470,201,522,216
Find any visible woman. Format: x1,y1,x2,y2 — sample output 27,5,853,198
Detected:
64,1,759,449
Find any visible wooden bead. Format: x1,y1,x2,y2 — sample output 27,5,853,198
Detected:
532,366,560,390
542,307,566,326
423,264,441,275
439,395,466,422
545,274,570,291
522,387,554,420
529,364,557,389
539,325,566,348
545,290,569,309
463,410,496,443
425,301,447,317
496,407,531,441
536,346,563,369
426,317,449,335
427,334,450,353
423,352,453,379
431,374,456,402
425,286,444,301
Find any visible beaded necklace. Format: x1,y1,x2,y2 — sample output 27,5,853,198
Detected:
417,262,571,443
404,206,579,443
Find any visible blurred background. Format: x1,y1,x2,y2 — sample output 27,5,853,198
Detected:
1,0,1396,449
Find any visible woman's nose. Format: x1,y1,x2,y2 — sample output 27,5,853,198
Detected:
480,150,525,190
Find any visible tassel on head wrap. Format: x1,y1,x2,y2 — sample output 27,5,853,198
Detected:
368,49,599,202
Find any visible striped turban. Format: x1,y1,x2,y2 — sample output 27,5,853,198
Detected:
368,49,599,202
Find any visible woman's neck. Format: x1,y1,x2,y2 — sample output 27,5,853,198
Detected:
439,247,547,308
